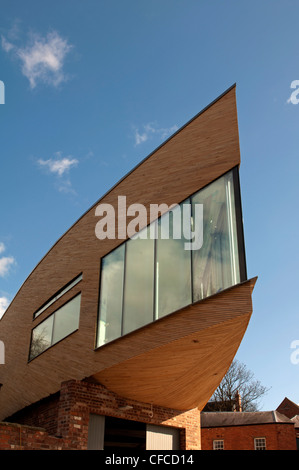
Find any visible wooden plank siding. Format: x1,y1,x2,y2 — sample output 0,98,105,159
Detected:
93,278,257,411
0,85,255,419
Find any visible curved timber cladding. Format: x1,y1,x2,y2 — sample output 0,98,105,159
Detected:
93,277,257,411
0,85,256,420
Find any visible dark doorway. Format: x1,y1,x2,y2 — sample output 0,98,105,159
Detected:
104,416,146,450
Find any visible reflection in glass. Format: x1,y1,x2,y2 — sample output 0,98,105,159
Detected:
123,226,155,334
97,244,125,346
192,171,240,302
156,201,192,319
30,315,54,360
52,294,81,344
30,294,81,360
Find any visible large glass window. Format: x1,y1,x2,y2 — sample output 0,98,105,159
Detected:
29,294,81,360
52,294,81,344
30,315,54,360
123,226,155,335
192,170,240,302
97,244,124,346
96,168,246,348
155,202,192,319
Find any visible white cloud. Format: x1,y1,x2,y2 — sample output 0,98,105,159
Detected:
37,152,79,194
0,242,15,277
2,30,73,88
135,129,148,145
1,35,14,52
38,156,78,176
0,296,10,319
57,178,76,195
134,122,178,146
0,243,15,318
0,256,15,277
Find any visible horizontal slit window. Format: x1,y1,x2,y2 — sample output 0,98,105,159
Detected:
33,274,82,319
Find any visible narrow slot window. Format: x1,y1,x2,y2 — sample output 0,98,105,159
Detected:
34,274,82,319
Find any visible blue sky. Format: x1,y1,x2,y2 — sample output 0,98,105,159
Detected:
0,0,299,412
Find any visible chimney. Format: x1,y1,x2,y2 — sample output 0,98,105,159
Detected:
234,390,242,412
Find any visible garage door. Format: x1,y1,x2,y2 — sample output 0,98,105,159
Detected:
146,424,180,450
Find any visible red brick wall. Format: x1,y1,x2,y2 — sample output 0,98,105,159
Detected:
6,393,60,436
201,423,297,450
0,421,76,450
0,379,201,450
57,380,201,450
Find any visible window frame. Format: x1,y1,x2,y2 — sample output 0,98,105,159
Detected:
231,166,247,282
254,437,267,450
33,273,83,320
213,439,224,450
29,292,81,361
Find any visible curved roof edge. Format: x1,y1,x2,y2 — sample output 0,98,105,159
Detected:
2,83,237,321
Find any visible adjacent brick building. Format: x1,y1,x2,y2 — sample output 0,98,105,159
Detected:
277,397,299,449
201,411,297,450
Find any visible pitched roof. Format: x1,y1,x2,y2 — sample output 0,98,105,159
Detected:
276,397,299,419
291,415,299,428
201,411,294,428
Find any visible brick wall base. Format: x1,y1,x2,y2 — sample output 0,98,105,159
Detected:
0,421,75,450
1,379,201,450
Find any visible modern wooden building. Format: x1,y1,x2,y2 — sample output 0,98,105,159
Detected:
0,84,256,450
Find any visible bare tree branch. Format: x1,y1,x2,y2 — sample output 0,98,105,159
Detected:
209,360,270,412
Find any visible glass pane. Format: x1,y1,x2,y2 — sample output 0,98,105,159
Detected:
192,170,240,302
52,294,81,344
30,315,54,360
155,201,192,319
123,226,154,335
97,244,125,346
